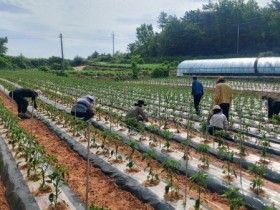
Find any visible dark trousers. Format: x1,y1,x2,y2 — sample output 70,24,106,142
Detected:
9,92,28,114
193,94,203,113
208,126,223,135
208,126,233,140
219,103,230,120
71,110,94,121
267,97,280,119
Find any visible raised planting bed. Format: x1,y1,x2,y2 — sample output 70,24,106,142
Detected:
30,91,279,210
97,105,280,183
0,73,280,210
28,97,223,209
0,105,85,210
0,85,230,209
0,92,154,210
86,105,280,209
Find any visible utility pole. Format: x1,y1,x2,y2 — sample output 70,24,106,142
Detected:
112,32,115,57
60,33,65,70
236,23,240,56
236,0,243,57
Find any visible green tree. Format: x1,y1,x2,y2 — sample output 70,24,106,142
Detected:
87,51,99,59
129,24,158,57
0,54,11,69
72,56,85,66
157,11,168,31
0,37,8,54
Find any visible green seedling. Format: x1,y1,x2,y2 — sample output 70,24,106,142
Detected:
249,163,268,195
142,150,159,185
36,155,58,190
126,140,140,170
196,144,210,169
47,164,69,208
162,159,180,194
222,187,244,210
189,171,207,210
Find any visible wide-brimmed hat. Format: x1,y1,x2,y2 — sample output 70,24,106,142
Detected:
134,100,147,106
213,105,221,110
216,76,225,83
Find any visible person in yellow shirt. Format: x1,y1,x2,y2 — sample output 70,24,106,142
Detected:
214,76,232,120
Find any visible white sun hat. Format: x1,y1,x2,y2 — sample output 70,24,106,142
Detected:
213,105,221,110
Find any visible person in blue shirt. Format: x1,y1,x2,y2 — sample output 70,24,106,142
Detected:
191,76,204,115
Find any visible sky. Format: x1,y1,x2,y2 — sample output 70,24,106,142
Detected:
0,0,272,59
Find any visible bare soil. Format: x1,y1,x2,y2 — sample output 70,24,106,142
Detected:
0,176,10,210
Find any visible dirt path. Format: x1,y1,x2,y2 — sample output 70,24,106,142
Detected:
73,65,86,71
0,93,152,210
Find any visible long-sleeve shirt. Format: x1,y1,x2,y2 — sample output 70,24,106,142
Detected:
71,95,95,113
214,83,232,105
10,88,38,108
11,88,37,100
209,113,229,130
125,106,148,121
192,80,204,96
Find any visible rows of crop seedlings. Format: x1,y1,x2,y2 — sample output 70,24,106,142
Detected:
24,76,279,145
1,74,279,160
0,101,79,210
0,75,280,208
0,75,278,172
0,75,236,208
30,85,280,209
0,74,279,152
2,77,280,183
125,77,280,93
0,79,227,209
33,99,229,210
0,90,158,210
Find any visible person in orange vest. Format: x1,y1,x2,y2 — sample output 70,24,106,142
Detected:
214,76,232,120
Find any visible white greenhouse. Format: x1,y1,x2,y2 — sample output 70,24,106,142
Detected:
177,57,280,76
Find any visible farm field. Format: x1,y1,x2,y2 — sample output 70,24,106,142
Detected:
0,70,279,210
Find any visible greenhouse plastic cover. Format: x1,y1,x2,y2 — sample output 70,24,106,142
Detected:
177,58,256,75
257,57,280,74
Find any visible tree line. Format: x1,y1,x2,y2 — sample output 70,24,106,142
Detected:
128,0,280,58
0,0,280,72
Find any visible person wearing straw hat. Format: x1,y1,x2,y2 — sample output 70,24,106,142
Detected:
9,88,42,119
207,105,229,136
125,100,149,124
71,95,97,121
214,76,232,120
